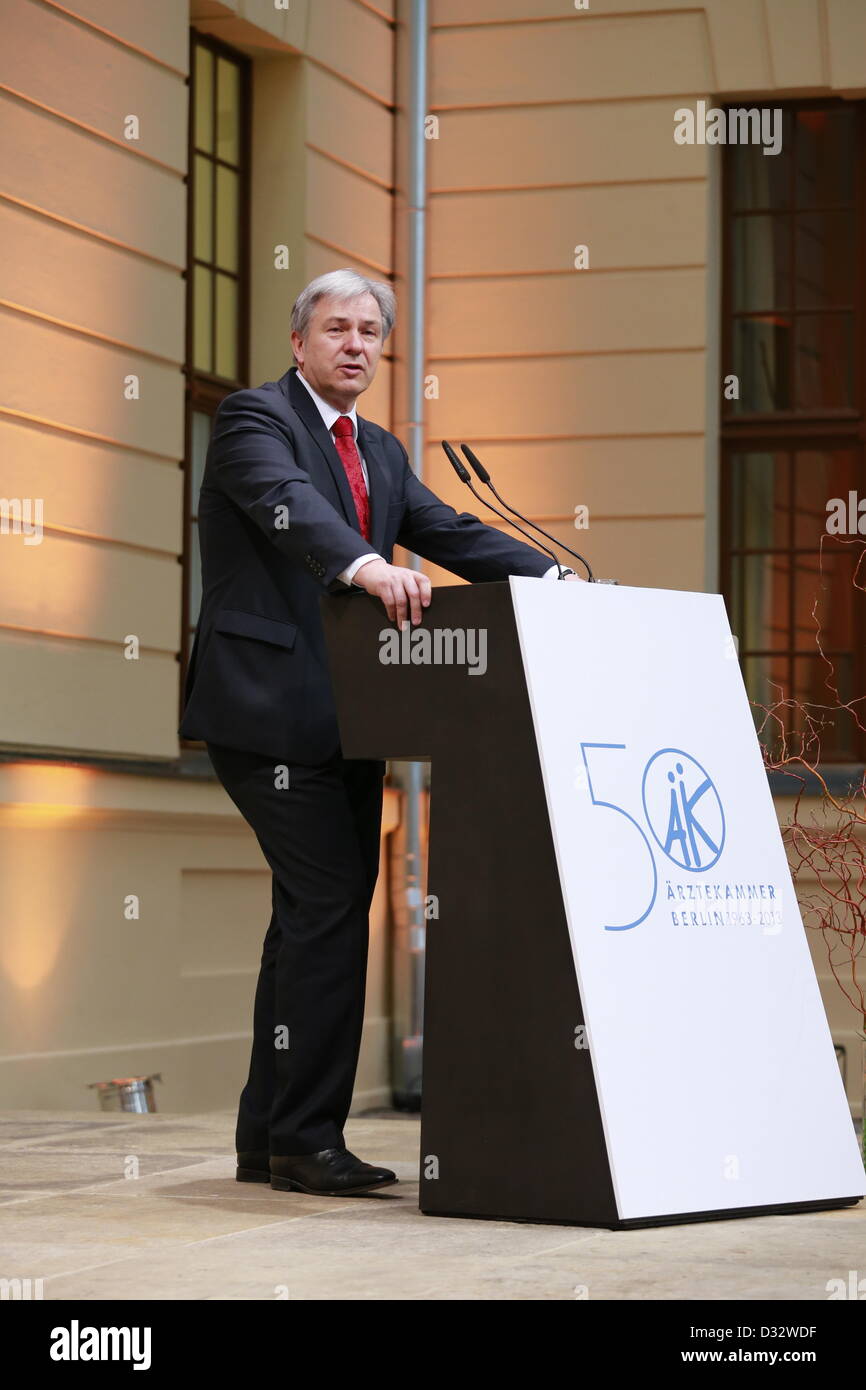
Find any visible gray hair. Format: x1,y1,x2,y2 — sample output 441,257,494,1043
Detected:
291,270,396,360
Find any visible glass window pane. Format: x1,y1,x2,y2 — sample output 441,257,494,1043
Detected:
215,273,238,378
730,109,793,211
193,265,213,372
795,107,855,208
729,451,790,550
792,450,857,548
215,166,239,272
741,653,791,757
194,45,213,154
731,318,792,412
732,216,791,311
794,313,853,409
791,552,822,650
792,655,858,761
729,554,790,651
194,155,214,263
793,548,857,651
794,212,855,310
190,411,212,517
216,57,240,164
188,519,202,624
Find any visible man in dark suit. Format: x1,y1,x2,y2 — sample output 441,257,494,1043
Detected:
179,269,573,1197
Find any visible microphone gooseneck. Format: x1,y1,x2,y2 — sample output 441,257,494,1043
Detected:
440,441,565,579
459,443,594,582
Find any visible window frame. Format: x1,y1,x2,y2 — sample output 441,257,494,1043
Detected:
180,29,252,735
720,98,866,431
719,97,866,765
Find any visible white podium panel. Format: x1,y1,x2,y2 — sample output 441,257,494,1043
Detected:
510,577,864,1223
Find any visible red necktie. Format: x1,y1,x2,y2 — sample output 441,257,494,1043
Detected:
331,415,371,541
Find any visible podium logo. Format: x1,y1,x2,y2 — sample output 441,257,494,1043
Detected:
581,742,729,931
642,750,726,872
378,625,487,675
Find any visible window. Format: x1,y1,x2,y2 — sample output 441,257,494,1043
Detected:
721,102,866,762
181,32,250,714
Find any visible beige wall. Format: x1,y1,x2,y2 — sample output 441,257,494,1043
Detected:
0,0,187,759
0,0,400,1116
0,761,399,1112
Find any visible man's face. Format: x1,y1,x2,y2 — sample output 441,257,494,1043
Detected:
292,292,384,408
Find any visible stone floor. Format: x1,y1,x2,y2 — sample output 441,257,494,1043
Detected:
0,1109,862,1300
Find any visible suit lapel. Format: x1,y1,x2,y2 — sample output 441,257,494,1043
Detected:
284,367,358,529
283,367,391,554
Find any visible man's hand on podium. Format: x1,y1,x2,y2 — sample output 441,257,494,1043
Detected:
352,558,432,627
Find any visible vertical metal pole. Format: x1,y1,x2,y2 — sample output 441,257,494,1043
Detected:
407,0,428,492
390,0,428,1108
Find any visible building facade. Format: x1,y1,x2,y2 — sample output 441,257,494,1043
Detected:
1,0,864,1116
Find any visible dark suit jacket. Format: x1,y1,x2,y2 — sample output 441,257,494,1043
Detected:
178,365,552,762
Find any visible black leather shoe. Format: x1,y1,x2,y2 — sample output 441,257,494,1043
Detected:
236,1150,271,1183
270,1147,397,1196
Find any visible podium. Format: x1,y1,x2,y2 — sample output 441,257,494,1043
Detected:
321,578,865,1228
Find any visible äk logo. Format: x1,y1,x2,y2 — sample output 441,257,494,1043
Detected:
581,741,728,931
642,749,725,872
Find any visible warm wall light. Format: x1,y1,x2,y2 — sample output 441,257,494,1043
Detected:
0,763,99,990
0,762,104,822
1,833,76,990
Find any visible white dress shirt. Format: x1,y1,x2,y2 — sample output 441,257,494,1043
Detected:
295,370,380,585
295,368,563,584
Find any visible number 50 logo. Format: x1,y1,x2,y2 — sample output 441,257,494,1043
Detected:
580,743,726,931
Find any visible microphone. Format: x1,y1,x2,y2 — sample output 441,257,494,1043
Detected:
440,441,565,579
459,443,595,582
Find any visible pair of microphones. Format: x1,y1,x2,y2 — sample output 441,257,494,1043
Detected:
441,441,606,583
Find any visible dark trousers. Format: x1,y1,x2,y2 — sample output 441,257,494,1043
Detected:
206,742,386,1156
